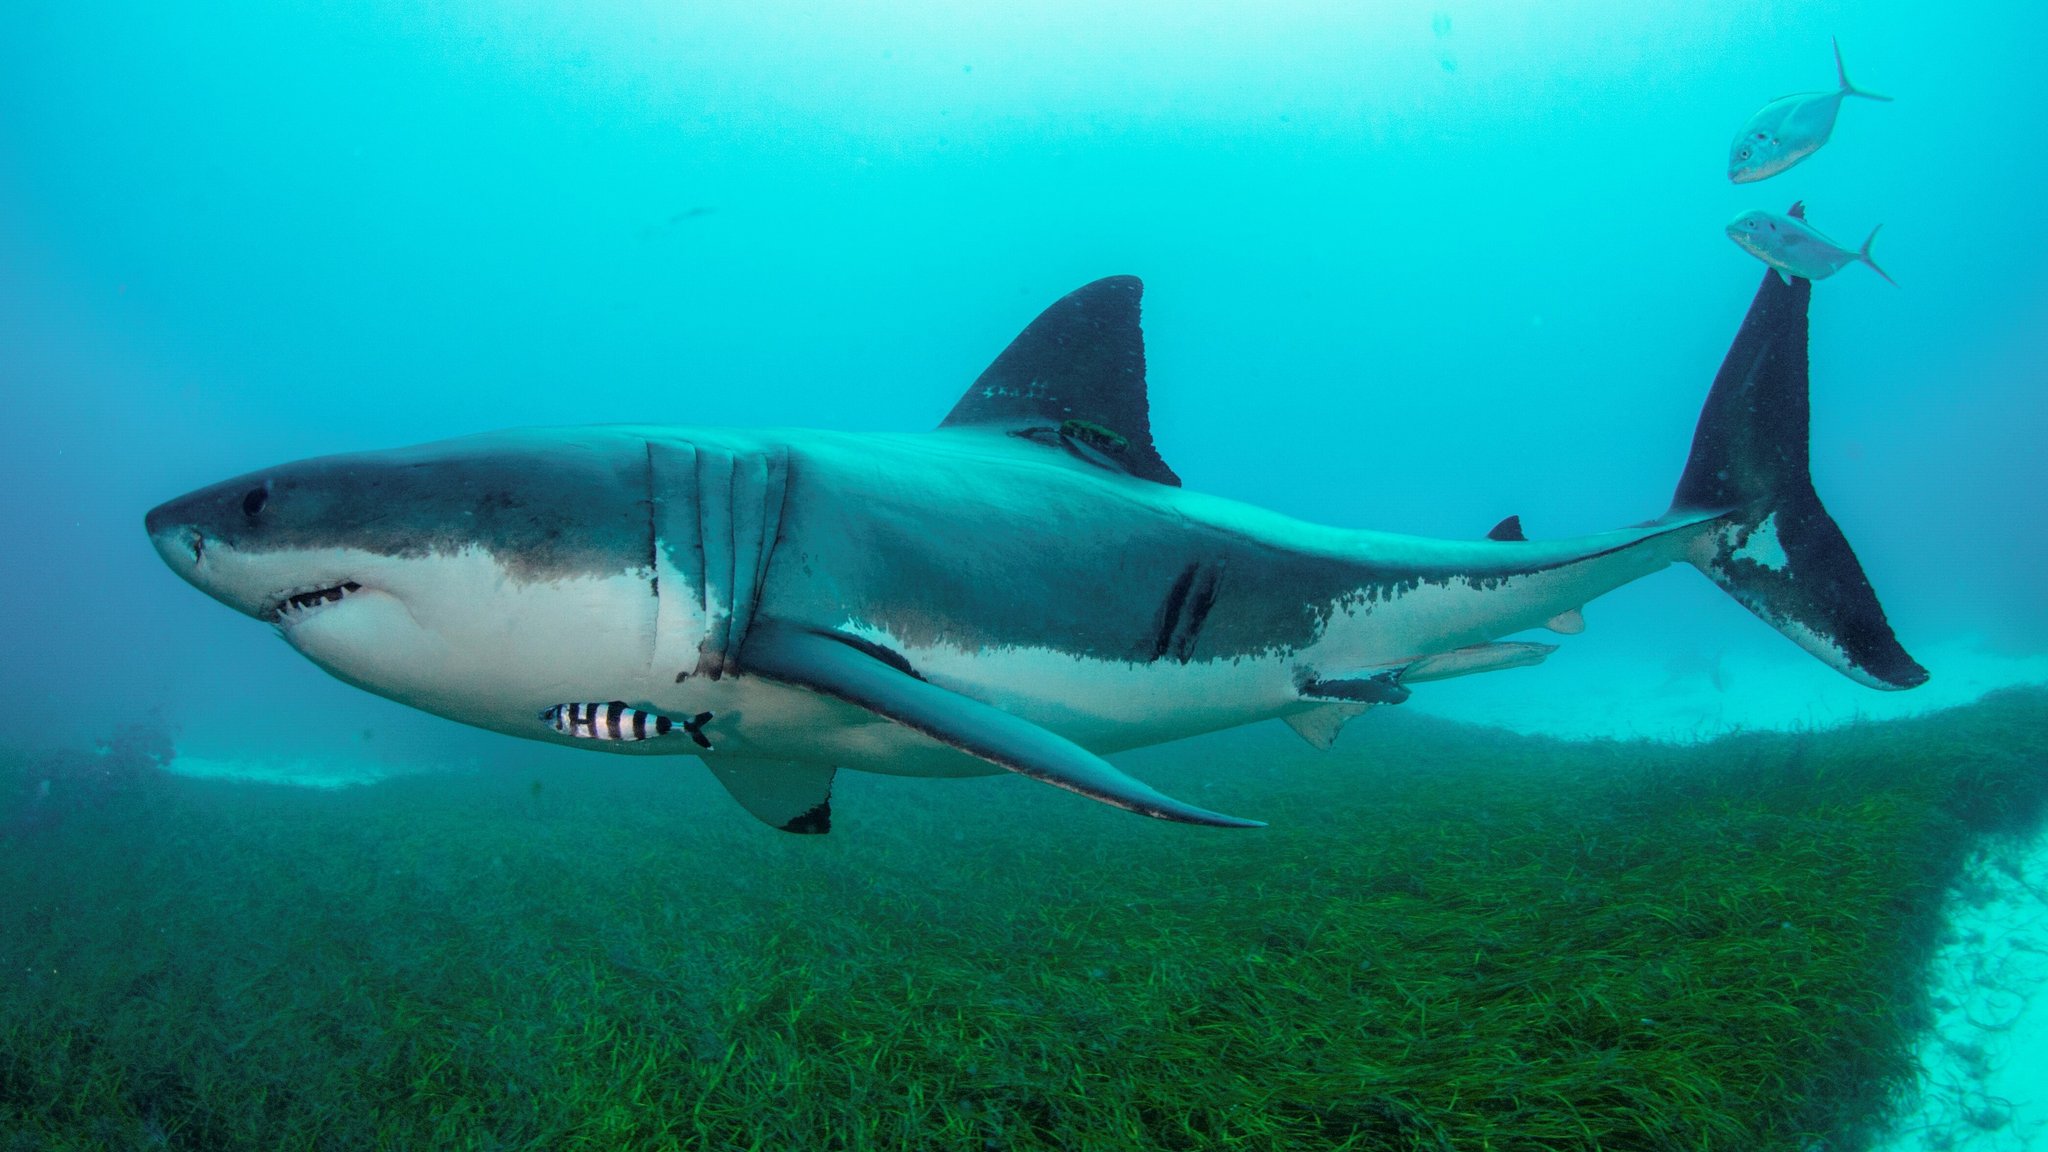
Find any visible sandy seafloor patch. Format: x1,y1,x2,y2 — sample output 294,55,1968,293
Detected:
1420,633,2048,1151
1870,826,2048,1152
1405,633,2048,1152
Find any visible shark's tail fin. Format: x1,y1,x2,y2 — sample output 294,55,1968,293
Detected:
1833,36,1893,102
1669,270,1926,690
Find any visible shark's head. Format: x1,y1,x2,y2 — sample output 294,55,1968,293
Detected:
145,429,674,736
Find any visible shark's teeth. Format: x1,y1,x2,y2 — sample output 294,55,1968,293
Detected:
274,581,362,621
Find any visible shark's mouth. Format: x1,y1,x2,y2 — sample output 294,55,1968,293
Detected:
274,581,363,623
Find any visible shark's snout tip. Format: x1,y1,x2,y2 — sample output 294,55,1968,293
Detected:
144,496,203,575
142,498,175,539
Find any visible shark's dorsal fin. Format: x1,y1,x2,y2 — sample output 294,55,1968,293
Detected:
940,276,1182,487
706,759,835,834
1486,515,1526,542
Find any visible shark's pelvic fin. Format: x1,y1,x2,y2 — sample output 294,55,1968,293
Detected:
1284,641,1557,750
741,620,1261,828
939,275,1182,487
1282,704,1375,751
706,759,835,834
1544,608,1586,635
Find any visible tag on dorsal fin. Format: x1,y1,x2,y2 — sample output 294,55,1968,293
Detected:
1545,608,1586,635
939,276,1181,487
1487,515,1526,542
706,760,836,834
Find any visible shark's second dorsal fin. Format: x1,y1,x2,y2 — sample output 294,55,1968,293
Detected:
940,276,1181,487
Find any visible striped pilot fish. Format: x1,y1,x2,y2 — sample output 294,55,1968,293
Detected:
541,702,714,748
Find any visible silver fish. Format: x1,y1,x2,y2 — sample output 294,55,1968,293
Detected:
1729,38,1890,183
1727,202,1893,286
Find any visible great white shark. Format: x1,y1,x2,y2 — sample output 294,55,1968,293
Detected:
146,271,1926,833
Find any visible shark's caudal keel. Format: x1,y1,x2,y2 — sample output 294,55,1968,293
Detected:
146,270,1922,834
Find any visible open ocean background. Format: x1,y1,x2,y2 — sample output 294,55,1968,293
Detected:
4,0,2045,768
3,2,2047,1148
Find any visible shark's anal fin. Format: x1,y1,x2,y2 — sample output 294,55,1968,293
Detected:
706,760,835,834
741,620,1261,828
1544,608,1586,635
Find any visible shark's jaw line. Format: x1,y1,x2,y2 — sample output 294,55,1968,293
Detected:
273,580,365,625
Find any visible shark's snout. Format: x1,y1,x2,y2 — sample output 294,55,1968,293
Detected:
145,495,204,576
143,484,277,618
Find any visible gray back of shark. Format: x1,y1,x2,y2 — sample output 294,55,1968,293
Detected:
146,273,1925,835
1729,38,1891,183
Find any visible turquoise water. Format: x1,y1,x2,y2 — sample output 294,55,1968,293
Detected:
3,2,2047,1145
6,0,2045,759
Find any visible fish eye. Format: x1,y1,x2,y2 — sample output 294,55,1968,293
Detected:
242,487,268,517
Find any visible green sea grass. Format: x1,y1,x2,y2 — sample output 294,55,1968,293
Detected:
3,688,2044,1151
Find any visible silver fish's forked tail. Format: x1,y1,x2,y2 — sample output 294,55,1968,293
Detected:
1671,270,1926,690
1833,36,1892,102
1857,225,1897,287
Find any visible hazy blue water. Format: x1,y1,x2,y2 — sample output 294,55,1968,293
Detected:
3,0,2043,765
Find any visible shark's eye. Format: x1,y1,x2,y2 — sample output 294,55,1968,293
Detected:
242,487,269,517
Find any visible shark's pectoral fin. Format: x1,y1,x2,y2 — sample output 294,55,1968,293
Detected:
706,759,835,834
740,620,1263,829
